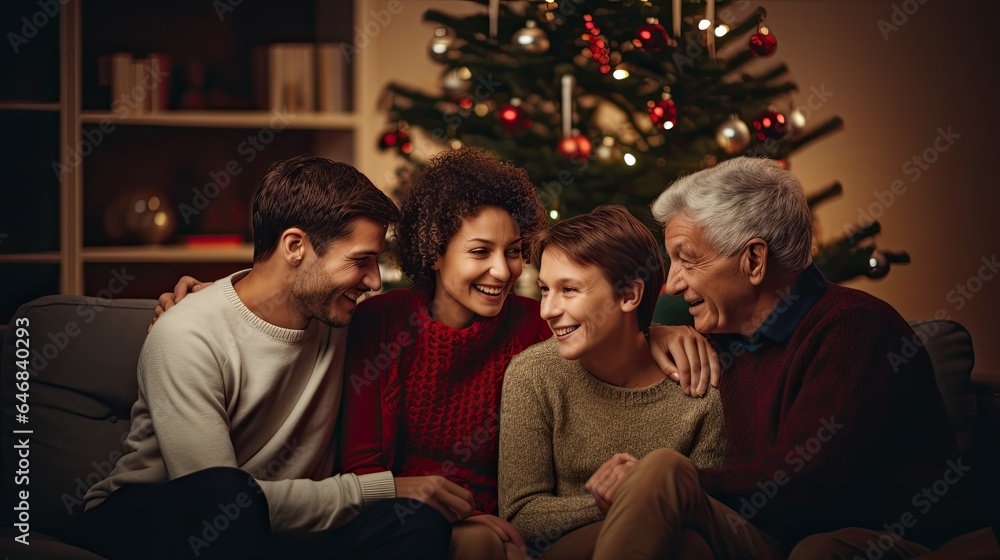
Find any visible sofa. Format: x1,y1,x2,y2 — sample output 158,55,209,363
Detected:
1,294,998,558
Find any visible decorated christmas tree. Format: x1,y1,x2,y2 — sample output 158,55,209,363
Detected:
377,0,909,283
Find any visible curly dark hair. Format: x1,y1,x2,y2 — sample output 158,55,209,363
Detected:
393,148,546,288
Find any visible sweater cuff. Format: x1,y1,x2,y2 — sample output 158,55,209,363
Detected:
357,471,395,507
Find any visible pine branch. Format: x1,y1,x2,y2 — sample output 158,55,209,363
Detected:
378,1,908,283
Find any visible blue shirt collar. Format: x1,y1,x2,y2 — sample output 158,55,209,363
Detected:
723,263,828,351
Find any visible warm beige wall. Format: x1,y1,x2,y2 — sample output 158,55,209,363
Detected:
757,0,1000,376
357,0,999,375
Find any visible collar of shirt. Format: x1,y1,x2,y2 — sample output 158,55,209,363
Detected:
716,263,828,352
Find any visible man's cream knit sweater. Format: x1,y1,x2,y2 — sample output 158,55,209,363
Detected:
84,271,394,533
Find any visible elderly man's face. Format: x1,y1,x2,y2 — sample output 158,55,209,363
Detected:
663,216,753,334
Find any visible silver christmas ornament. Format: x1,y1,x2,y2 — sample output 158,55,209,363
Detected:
788,106,807,134
594,136,622,162
716,115,751,154
442,67,472,99
512,20,550,54
428,27,457,62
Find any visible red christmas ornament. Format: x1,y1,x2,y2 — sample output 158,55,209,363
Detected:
557,135,592,160
378,126,413,155
634,18,671,53
648,97,678,129
752,109,788,141
497,102,531,133
749,26,777,57
584,14,611,74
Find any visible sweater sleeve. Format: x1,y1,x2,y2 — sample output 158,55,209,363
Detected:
340,299,392,475
684,389,728,470
697,307,912,539
140,321,393,534
499,355,602,548
255,471,394,533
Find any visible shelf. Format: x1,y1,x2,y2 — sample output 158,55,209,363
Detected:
82,244,254,263
0,102,60,112
0,252,61,263
80,110,359,130
0,0,369,320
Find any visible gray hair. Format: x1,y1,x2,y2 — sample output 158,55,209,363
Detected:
651,157,813,272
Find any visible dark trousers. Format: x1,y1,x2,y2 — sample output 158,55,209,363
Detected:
77,467,452,560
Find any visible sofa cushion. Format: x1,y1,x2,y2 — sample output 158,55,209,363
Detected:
1,295,155,542
910,320,977,454
0,527,107,559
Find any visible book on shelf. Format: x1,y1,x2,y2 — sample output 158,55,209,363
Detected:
316,43,347,112
102,52,170,114
132,59,147,115
254,43,347,113
148,54,170,113
288,43,315,113
110,53,131,112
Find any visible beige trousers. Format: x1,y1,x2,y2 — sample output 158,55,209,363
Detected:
590,448,787,560
451,520,526,560
542,521,715,560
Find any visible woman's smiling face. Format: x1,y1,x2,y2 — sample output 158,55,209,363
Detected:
431,206,524,328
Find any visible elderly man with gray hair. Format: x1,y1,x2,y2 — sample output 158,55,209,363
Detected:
589,157,988,559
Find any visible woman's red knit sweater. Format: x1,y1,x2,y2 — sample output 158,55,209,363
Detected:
341,287,550,515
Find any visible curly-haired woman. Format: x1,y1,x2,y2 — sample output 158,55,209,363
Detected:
340,148,548,559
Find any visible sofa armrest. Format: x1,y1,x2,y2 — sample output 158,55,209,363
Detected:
1,295,156,542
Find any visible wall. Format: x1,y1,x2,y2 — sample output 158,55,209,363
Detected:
356,0,1000,375
757,0,1000,376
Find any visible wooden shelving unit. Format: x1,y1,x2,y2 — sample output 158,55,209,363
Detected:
0,102,61,112
1,0,376,311
80,110,359,130
81,244,254,263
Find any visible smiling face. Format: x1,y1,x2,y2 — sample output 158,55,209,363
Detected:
291,217,386,328
663,215,755,334
537,248,630,362
431,206,523,328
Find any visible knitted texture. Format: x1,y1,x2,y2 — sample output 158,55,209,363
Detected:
342,287,550,515
699,282,982,549
499,337,728,546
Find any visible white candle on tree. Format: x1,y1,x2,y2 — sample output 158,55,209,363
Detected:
489,0,499,38
561,74,574,138
673,0,681,39
706,0,716,59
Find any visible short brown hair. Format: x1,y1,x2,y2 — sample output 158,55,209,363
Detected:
393,148,546,287
252,156,399,262
530,205,665,332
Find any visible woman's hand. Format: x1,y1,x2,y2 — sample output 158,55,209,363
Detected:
395,476,476,523
148,276,213,332
464,514,526,549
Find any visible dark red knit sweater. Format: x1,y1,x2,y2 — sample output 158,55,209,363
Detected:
699,275,982,549
341,287,550,515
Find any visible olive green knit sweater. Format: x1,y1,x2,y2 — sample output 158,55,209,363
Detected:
498,338,727,549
